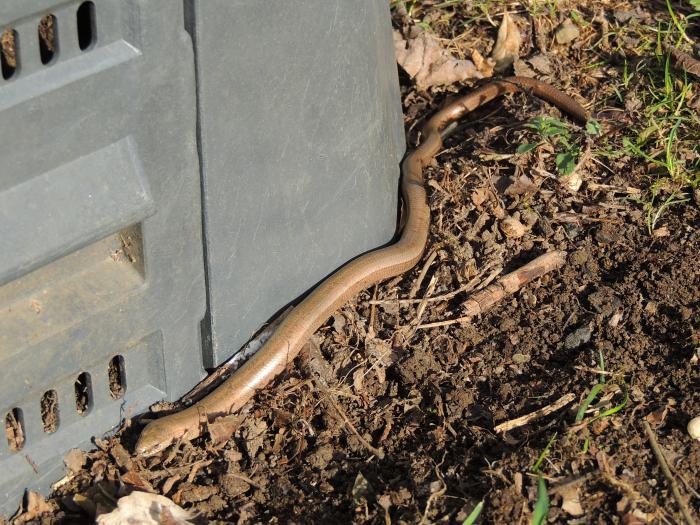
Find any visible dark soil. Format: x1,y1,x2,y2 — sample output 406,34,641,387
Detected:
10,1,700,524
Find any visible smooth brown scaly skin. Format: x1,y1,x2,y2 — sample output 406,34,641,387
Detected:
136,77,588,456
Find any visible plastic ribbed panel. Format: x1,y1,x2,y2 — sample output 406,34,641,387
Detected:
190,0,406,366
0,0,206,515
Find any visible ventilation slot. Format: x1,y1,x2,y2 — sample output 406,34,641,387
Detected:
1,28,18,79
74,372,92,415
108,355,126,399
5,408,25,452
76,1,96,51
38,14,57,65
41,390,59,433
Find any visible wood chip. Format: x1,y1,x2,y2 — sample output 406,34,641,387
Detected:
494,393,576,433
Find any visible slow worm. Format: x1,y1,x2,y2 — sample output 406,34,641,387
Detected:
136,77,588,456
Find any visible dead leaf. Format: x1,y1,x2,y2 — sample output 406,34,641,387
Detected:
504,175,539,197
177,485,218,505
644,405,669,428
500,216,529,238
559,485,584,516
352,368,365,393
555,19,580,45
208,413,245,445
162,475,182,496
652,226,670,238
352,471,374,504
666,45,700,78
528,54,552,74
471,187,490,207
121,470,156,493
394,28,482,89
491,12,521,72
242,418,268,458
471,49,495,77
95,491,194,525
64,448,87,474
18,492,54,521
110,443,133,471
513,59,536,78
221,473,251,498
560,170,583,193
622,510,649,524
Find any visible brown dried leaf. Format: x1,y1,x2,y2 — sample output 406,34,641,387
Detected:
110,443,133,471
352,368,365,394
352,472,374,504
559,484,584,516
394,28,482,89
23,492,54,519
64,448,87,474
666,46,700,77
500,216,528,238
622,511,649,524
242,418,268,458
555,20,580,45
221,474,251,498
471,49,495,77
121,470,156,493
162,475,181,496
207,413,245,446
177,485,218,505
644,405,669,428
491,13,521,72
471,187,490,207
504,175,539,197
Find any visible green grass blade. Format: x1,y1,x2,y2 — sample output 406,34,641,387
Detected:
575,383,605,423
461,501,484,525
589,383,629,423
530,477,549,525
532,433,557,473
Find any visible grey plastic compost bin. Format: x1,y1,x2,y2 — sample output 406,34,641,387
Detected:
0,0,404,516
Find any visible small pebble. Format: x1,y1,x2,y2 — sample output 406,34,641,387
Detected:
688,416,700,441
564,326,592,350
512,353,531,364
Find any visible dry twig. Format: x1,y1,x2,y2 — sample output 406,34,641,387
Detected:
643,421,697,525
494,393,576,433
418,250,566,329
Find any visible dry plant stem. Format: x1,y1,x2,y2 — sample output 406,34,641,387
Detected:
135,78,587,456
418,250,567,330
366,262,494,306
494,392,576,433
573,365,615,376
324,391,385,460
409,249,437,299
642,421,698,525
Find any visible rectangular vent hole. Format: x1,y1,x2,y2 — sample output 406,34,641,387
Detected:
108,355,126,399
41,390,59,433
77,1,96,50
74,372,92,415
38,14,56,64
5,408,24,452
1,28,17,79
